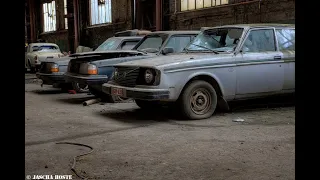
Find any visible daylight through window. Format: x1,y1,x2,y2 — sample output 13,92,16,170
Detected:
181,0,228,11
42,1,56,32
64,0,68,29
90,0,112,25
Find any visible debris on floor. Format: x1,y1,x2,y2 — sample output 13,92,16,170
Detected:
233,118,245,122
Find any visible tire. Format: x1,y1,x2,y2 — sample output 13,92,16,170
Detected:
60,83,73,92
178,80,218,120
72,82,89,93
28,61,35,73
135,99,161,109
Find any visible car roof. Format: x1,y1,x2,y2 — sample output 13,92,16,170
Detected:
147,31,200,35
29,43,59,47
201,23,295,31
112,36,144,40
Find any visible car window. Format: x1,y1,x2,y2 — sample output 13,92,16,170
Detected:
121,41,139,50
165,36,195,53
136,36,165,51
242,29,276,52
95,38,121,51
276,29,295,51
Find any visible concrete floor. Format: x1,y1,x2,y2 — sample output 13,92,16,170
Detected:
25,74,295,180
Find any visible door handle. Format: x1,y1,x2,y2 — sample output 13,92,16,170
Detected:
274,56,282,60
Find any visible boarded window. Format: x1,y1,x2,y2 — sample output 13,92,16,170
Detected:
90,0,112,25
181,0,228,11
64,0,68,29
42,1,56,32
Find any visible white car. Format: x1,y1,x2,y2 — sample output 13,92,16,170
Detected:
25,43,63,72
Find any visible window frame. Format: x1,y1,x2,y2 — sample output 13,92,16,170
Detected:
275,28,295,51
181,0,229,12
118,40,141,50
42,0,57,32
89,0,112,26
239,27,278,53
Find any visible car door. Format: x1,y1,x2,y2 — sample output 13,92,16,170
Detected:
235,27,284,98
275,28,295,91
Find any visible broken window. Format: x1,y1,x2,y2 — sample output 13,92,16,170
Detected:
181,0,229,11
64,0,68,29
90,0,112,25
42,1,56,32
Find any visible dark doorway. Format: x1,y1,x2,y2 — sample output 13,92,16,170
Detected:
137,0,156,31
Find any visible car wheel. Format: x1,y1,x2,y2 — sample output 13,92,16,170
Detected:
135,99,161,109
28,61,35,73
178,80,217,120
72,82,89,93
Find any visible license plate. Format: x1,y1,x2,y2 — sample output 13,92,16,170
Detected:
111,87,126,97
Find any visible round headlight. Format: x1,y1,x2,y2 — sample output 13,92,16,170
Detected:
144,69,154,84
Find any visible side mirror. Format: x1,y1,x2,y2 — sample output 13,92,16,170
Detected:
161,47,174,55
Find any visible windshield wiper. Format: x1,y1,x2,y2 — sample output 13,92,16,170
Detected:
136,49,147,54
190,43,219,54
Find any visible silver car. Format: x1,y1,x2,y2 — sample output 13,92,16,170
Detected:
102,24,295,120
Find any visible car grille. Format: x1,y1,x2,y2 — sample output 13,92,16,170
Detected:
69,61,81,73
114,67,140,87
39,62,53,73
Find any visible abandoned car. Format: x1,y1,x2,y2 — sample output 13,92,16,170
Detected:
25,43,63,72
102,24,295,119
64,31,199,101
36,35,145,93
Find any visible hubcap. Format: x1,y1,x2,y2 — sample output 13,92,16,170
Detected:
190,88,212,115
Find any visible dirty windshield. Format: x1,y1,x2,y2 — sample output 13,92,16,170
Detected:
95,38,121,52
186,28,244,53
134,34,168,53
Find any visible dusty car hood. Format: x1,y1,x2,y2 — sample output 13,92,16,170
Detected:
42,56,72,65
69,50,145,58
113,53,233,69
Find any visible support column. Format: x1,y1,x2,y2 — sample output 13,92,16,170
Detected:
28,0,36,42
156,0,162,31
73,0,79,51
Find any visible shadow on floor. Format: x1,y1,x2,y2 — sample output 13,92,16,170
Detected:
97,94,295,122
56,96,96,105
31,89,65,95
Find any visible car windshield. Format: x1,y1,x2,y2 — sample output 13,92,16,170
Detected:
95,38,121,51
33,45,59,52
134,34,168,53
186,28,244,53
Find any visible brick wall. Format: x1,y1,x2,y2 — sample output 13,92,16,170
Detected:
37,0,132,51
167,0,295,30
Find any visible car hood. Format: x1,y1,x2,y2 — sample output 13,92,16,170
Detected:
69,50,145,58
42,56,72,65
33,51,62,56
113,53,234,69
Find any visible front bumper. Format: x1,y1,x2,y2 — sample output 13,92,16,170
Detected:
102,83,170,100
36,72,65,85
64,72,108,85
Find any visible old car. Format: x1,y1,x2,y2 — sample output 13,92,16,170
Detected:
64,31,199,102
25,43,63,72
102,24,295,120
36,32,147,93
